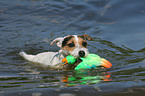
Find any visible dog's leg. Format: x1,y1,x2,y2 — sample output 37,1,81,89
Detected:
19,52,35,62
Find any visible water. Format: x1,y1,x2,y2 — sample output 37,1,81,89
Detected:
0,0,145,95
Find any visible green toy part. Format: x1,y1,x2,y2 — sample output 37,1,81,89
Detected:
62,55,76,65
75,54,102,70
62,53,112,70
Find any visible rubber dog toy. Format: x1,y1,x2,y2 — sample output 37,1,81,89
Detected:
62,54,112,70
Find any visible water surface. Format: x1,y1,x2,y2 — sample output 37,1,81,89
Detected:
0,0,145,96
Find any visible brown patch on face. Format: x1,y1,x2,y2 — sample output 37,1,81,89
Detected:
78,37,88,48
62,36,77,52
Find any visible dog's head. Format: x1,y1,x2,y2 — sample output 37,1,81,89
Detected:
51,34,92,58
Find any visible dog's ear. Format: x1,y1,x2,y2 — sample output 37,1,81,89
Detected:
80,34,92,41
50,37,64,48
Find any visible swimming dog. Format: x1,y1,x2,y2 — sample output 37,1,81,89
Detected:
19,34,92,69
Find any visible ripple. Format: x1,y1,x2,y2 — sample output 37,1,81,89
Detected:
0,0,145,95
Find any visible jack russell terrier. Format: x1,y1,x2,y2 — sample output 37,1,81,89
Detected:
19,34,92,69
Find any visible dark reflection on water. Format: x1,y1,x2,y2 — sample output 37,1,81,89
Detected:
0,0,145,95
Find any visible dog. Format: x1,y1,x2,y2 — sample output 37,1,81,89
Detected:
19,34,92,69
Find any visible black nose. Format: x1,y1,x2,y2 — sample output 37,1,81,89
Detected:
79,51,85,57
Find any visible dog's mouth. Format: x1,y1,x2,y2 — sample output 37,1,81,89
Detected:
62,49,88,70
63,58,82,70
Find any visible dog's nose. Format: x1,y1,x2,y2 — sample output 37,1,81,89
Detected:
79,51,85,57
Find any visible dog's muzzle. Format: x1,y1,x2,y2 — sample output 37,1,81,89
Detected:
70,48,89,58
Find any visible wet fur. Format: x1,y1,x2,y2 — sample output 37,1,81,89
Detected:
19,34,92,70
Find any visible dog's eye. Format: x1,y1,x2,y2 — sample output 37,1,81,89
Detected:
67,43,75,47
82,41,87,47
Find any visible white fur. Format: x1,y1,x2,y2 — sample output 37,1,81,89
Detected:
70,35,89,58
19,36,67,69
19,51,66,69
73,35,79,47
70,48,89,58
50,37,64,48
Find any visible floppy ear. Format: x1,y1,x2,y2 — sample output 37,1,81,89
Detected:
50,37,64,48
81,34,92,41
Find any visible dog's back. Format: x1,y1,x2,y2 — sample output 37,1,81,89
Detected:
19,51,64,68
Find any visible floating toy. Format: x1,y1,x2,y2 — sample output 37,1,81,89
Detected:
62,54,112,70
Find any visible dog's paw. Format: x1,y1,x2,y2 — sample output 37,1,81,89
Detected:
19,52,26,57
